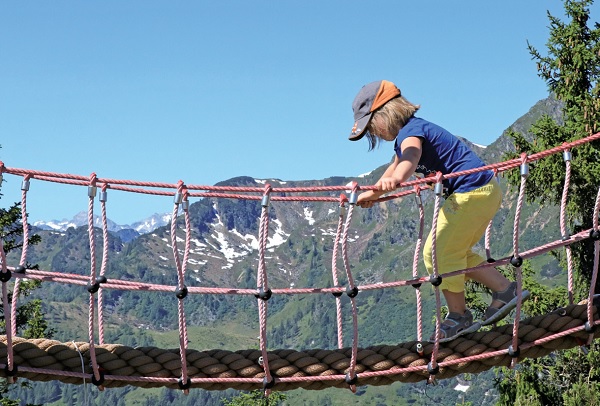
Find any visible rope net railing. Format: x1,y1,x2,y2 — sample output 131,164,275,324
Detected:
0,132,598,394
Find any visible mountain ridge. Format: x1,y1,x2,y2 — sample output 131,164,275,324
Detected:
32,211,173,241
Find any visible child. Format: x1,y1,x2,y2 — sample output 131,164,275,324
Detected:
348,80,529,342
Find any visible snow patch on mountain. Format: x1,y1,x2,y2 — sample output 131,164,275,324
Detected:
33,211,171,235
36,220,79,231
212,228,248,261
255,178,287,185
207,205,290,264
268,219,289,247
131,213,172,234
303,207,315,225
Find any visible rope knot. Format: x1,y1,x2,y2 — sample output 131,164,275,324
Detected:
520,152,528,165
174,180,185,204
413,185,423,206
563,146,572,162
433,172,444,196
348,182,359,205
180,187,190,211
261,184,272,207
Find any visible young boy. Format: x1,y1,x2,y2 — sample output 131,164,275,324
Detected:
349,80,529,342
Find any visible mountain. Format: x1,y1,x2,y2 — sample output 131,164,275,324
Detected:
8,96,568,406
33,211,172,242
484,94,563,163
129,212,173,234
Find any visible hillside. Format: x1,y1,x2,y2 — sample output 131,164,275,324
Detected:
4,96,570,405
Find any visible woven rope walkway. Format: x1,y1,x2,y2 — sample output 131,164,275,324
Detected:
1,302,597,391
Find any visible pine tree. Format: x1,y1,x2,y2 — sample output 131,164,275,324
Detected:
0,195,50,404
495,1,600,404
221,389,287,406
504,0,600,289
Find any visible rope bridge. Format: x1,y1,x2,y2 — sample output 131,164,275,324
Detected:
0,133,598,394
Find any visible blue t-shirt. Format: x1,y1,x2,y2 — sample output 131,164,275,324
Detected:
394,117,493,195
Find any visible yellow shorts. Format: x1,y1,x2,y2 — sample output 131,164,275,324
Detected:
423,178,502,293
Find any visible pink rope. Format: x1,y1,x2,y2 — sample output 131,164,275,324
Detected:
559,149,575,304
97,184,110,344
340,184,358,288
11,176,32,337
484,222,493,261
17,176,30,273
0,237,14,380
411,187,425,342
485,173,500,261
1,132,600,204
180,191,193,379
507,155,528,367
256,184,273,392
330,194,348,349
585,187,600,342
511,155,527,257
6,227,593,300
428,173,445,377
338,183,360,392
170,181,191,391
257,184,272,289
85,174,103,386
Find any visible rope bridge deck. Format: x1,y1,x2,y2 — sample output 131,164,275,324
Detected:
1,301,597,391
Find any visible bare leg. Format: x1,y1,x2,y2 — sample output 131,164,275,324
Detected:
466,266,511,308
443,290,467,314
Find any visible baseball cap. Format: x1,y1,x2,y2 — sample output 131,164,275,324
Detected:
349,80,401,141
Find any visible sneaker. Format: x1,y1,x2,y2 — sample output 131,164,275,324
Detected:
482,282,530,326
430,309,481,343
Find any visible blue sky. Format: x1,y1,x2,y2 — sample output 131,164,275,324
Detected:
1,1,598,225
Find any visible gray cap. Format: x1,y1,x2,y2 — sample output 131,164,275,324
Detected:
349,80,401,141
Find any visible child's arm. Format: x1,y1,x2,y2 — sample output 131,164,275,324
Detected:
356,136,422,208
377,136,422,191
356,156,399,207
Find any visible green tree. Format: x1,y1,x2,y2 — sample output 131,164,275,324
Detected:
0,199,50,405
495,1,600,404
0,204,51,339
563,379,600,405
222,389,287,406
504,0,600,289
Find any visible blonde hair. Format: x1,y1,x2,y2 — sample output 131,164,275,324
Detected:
365,96,420,150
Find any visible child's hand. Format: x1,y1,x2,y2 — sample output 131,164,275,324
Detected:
357,191,376,208
376,176,400,192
